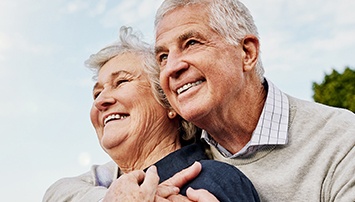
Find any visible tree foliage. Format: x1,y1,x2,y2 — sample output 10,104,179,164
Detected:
312,67,355,112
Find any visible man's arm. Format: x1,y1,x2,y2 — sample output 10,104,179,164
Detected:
43,161,117,202
43,161,215,202
329,145,355,201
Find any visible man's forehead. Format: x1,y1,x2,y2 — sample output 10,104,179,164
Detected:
155,29,197,52
155,5,207,34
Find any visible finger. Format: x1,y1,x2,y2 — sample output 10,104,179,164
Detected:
186,187,219,202
154,195,171,202
120,170,146,184
140,166,160,198
142,166,160,187
167,194,193,202
103,170,146,202
162,162,202,187
156,184,180,198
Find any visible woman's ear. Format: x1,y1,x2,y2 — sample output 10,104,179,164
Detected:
242,35,259,72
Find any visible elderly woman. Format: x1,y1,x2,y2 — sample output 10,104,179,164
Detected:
43,26,259,202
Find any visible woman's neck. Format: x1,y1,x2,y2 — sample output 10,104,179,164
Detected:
117,131,181,174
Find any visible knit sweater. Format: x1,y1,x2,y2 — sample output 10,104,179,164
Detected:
43,142,260,202
43,96,355,202
210,95,355,201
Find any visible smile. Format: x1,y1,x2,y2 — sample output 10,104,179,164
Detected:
177,80,204,95
104,114,128,125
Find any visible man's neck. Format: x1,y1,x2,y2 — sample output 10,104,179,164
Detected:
200,80,267,154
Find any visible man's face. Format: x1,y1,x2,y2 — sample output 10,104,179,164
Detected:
155,4,248,125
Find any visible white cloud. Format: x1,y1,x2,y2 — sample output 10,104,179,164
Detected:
0,1,18,20
78,152,92,167
332,0,355,26
311,29,355,52
101,0,140,27
89,0,108,16
0,32,55,55
66,0,89,13
246,0,355,66
101,0,163,28
0,32,11,52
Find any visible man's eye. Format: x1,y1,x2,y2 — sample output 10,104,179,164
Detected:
159,54,168,62
186,40,198,47
157,54,168,67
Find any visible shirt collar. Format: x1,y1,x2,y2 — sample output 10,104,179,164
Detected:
201,78,289,158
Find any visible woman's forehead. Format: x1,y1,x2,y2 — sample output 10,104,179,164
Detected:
102,53,144,74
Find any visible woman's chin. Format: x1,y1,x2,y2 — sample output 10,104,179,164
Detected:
101,133,126,151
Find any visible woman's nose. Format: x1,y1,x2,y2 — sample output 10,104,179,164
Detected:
94,90,116,111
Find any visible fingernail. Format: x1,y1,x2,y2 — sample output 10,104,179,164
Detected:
187,187,194,192
148,165,157,173
193,161,201,167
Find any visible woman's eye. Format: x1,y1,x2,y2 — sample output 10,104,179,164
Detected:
115,79,129,87
93,91,101,100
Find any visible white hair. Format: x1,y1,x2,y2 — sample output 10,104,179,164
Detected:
155,0,265,81
85,26,198,142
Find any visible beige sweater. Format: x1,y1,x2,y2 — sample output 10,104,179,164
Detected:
211,95,355,201
43,96,355,202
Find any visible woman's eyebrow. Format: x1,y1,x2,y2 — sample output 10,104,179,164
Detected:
93,82,100,92
110,70,131,79
92,70,134,91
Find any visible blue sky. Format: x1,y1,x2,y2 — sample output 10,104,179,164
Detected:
1,0,354,201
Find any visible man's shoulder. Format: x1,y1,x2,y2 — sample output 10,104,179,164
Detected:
287,95,355,123
287,95,355,145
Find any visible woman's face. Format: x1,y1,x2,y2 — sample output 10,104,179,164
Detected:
90,53,169,159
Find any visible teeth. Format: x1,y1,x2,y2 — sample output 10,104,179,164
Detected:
177,80,203,95
104,114,127,125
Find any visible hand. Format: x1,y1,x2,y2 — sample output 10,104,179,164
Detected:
103,166,160,202
156,162,202,198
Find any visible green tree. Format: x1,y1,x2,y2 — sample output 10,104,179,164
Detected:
312,67,355,112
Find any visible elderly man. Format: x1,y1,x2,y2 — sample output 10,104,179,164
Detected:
44,0,355,201
154,0,355,201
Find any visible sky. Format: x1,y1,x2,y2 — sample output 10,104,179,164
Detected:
1,0,354,201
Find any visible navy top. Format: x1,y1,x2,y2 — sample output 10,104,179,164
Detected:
151,141,260,202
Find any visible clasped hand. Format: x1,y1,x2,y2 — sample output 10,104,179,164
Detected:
102,162,219,202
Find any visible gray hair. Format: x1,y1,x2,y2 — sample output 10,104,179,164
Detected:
85,26,197,142
155,0,264,81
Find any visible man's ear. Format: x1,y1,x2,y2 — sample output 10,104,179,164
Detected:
242,35,259,72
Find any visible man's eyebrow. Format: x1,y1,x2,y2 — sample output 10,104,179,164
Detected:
155,31,202,54
178,31,195,42
155,46,166,55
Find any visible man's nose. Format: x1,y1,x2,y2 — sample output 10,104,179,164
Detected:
165,51,189,79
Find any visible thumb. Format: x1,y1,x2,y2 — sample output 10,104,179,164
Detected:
186,187,219,202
